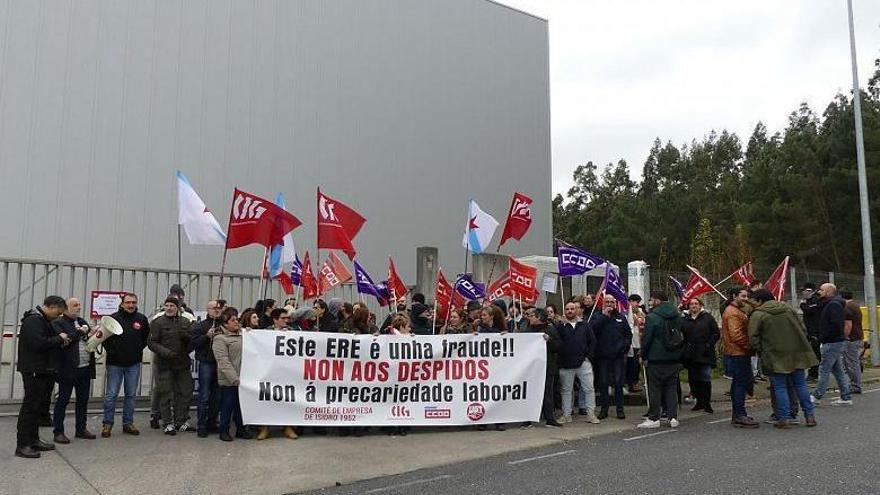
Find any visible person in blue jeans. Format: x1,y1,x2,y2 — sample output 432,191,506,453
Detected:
101,293,150,437
747,289,819,428
811,283,853,406
190,300,224,437
722,287,759,428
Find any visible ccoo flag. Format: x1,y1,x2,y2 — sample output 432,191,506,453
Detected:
354,261,389,306
462,200,499,254
176,171,226,245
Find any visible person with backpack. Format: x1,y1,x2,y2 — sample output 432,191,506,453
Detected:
637,291,683,429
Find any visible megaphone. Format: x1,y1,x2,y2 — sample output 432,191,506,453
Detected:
86,316,123,353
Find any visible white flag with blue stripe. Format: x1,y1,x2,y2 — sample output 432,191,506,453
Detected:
461,200,499,254
176,171,226,246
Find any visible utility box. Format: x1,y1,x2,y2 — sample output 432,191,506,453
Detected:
627,260,650,301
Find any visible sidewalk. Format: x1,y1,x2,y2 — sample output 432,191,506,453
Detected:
3,368,877,495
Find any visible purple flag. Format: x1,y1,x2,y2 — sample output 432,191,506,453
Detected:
290,255,303,286
454,274,486,301
603,264,628,307
557,245,606,277
669,276,684,298
354,261,388,306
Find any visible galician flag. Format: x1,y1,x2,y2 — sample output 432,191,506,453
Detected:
462,200,499,254
176,171,226,245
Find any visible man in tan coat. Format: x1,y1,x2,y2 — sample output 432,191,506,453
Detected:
722,287,758,428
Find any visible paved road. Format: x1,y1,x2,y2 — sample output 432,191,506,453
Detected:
302,388,880,495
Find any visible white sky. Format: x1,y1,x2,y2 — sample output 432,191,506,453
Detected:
498,0,880,196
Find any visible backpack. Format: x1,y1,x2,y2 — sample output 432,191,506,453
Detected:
662,316,684,351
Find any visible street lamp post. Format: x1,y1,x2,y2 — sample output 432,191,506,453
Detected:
846,0,879,366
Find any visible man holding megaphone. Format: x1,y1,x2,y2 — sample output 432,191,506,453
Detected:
51,298,97,444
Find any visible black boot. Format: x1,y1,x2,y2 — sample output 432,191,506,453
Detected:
703,381,714,414
690,381,704,411
597,408,608,420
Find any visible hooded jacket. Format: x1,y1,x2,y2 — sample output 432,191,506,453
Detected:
589,311,633,360
17,307,65,374
748,301,819,374
641,302,683,364
148,313,193,370
680,310,720,367
556,319,596,369
104,309,150,367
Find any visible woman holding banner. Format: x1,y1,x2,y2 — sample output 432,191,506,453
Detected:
476,306,509,431
212,308,252,441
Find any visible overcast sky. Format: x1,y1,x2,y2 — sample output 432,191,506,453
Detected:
499,0,880,196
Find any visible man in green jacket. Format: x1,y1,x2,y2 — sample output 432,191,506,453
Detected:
148,297,194,435
637,291,683,429
748,289,818,429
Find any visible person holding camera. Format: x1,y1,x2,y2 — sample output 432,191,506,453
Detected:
51,298,97,443
15,296,70,459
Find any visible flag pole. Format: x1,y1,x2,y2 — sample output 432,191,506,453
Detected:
217,245,229,299
177,225,183,286
431,296,438,335
713,273,734,287
258,246,269,301
559,275,566,305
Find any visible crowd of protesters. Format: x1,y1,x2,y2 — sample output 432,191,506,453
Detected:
12,279,867,458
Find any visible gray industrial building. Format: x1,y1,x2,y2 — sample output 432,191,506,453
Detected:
0,0,551,287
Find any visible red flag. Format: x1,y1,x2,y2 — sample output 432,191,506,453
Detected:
731,261,756,286
300,251,319,301
277,273,295,295
317,188,366,260
318,252,353,295
764,256,790,301
225,188,301,249
499,192,533,247
387,258,408,302
486,271,512,302
435,269,454,321
509,258,538,299
681,265,718,304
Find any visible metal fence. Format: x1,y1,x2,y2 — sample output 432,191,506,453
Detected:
0,257,372,403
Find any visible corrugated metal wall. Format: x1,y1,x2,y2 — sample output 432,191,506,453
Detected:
0,0,551,283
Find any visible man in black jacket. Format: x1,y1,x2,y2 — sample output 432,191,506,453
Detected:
799,283,822,380
15,296,69,459
589,295,633,420
51,298,97,444
811,283,853,406
556,299,599,424
523,308,562,427
101,293,150,438
190,299,224,437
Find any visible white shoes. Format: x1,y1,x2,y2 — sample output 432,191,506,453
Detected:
586,411,601,424
558,415,572,424
637,419,661,429
830,398,853,406
810,395,821,406
670,418,680,428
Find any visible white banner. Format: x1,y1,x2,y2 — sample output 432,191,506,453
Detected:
240,331,546,426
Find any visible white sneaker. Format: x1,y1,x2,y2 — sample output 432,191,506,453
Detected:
559,415,572,424
670,418,680,428
810,395,821,406
830,398,853,406
586,411,601,424
637,419,660,429
177,422,192,432
163,424,177,435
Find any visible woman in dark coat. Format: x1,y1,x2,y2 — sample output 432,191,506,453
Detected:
681,297,720,413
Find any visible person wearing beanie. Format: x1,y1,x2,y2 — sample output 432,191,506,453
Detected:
409,303,432,335
148,297,194,435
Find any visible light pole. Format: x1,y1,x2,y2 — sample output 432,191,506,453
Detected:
846,0,879,365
